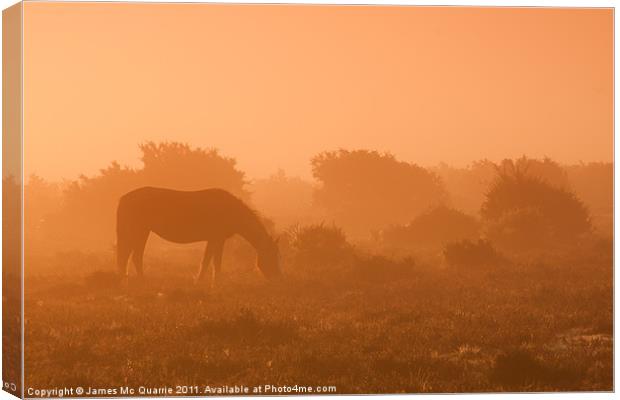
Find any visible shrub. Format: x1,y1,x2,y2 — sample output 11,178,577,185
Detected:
481,164,590,254
490,349,546,386
443,239,503,269
490,349,580,388
285,223,354,269
381,206,479,252
311,149,447,235
485,207,552,254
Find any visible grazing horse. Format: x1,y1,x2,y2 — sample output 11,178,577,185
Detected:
116,187,280,286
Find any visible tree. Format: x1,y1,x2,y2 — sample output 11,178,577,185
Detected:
481,160,590,254
24,175,63,246
140,141,249,200
433,156,569,217
432,159,497,215
46,162,142,248
496,156,569,189
249,169,316,230
311,149,447,236
39,142,249,251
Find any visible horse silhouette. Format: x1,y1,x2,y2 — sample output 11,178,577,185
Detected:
116,187,280,286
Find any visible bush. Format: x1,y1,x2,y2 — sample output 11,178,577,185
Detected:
481,164,591,254
284,223,354,269
443,239,503,269
485,207,552,254
311,149,447,235
490,349,546,386
381,206,479,252
490,349,580,388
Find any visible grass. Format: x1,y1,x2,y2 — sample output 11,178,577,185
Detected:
23,248,612,394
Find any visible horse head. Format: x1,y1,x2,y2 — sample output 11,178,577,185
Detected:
256,236,281,279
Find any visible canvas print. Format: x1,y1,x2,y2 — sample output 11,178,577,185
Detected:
2,2,613,397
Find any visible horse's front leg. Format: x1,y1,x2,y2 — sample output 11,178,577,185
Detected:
194,242,214,285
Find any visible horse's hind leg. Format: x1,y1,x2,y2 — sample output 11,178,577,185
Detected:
195,241,214,284
131,230,150,279
211,240,225,290
117,240,132,278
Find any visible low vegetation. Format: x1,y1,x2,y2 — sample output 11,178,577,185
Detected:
23,230,612,393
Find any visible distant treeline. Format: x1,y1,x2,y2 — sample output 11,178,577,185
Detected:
13,141,612,255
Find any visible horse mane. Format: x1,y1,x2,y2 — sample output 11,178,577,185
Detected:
224,190,272,238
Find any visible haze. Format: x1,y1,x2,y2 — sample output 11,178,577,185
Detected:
23,3,612,181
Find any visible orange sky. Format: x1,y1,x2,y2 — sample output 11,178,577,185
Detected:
23,3,613,181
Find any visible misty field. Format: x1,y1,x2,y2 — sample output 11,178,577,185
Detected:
8,145,612,394
23,238,612,394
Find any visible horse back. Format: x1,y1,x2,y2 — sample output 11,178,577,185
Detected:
117,187,245,243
